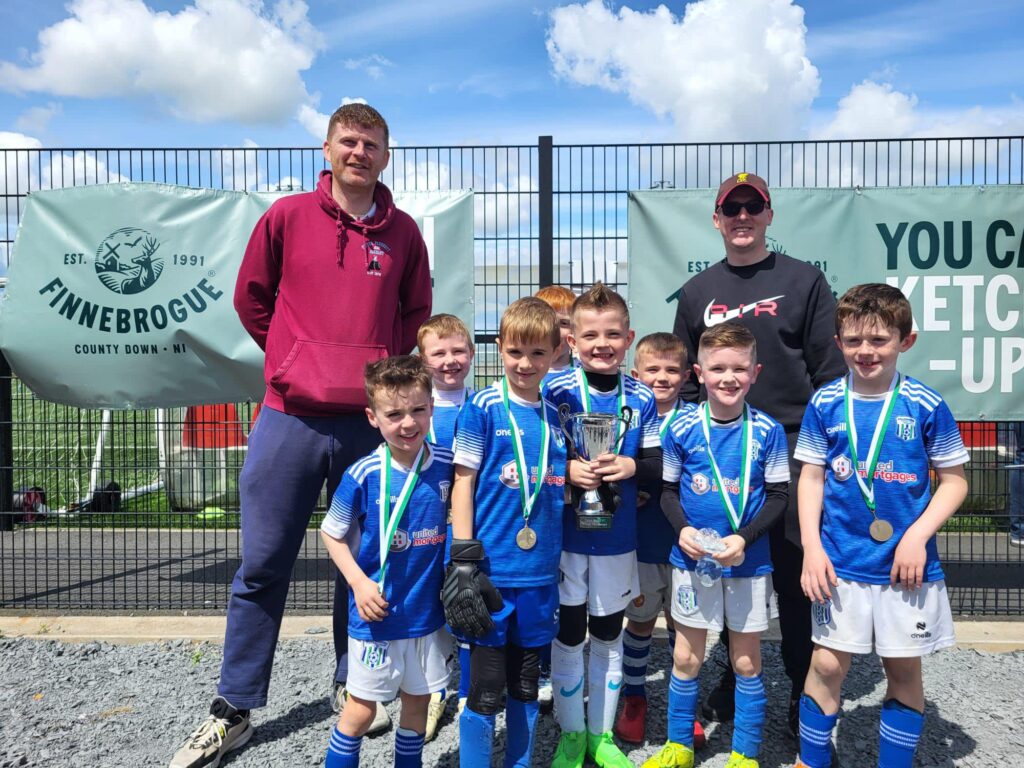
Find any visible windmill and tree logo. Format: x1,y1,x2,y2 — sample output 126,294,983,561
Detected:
94,227,165,295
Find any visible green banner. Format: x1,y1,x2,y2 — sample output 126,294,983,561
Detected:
627,186,1024,420
0,183,474,409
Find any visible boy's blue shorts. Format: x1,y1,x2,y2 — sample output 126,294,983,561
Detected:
456,582,559,649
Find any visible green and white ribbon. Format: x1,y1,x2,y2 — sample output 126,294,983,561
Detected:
376,442,427,595
502,378,551,528
699,402,752,532
576,368,628,453
844,373,901,513
659,403,681,440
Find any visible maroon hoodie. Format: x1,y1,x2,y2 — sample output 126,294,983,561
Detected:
234,170,432,415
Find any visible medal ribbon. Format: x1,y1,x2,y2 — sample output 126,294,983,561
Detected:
502,378,551,528
844,373,900,513
659,404,680,440
376,442,427,595
576,368,628,452
699,402,752,533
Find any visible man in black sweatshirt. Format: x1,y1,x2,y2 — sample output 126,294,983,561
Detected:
672,172,846,737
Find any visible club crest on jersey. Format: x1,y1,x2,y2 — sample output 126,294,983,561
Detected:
632,594,646,608
749,440,762,462
813,600,832,626
438,480,451,503
676,585,698,615
896,416,917,441
831,455,854,481
359,640,390,670
691,473,711,495
389,529,411,552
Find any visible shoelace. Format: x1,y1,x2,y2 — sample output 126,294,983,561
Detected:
652,743,688,767
188,715,228,749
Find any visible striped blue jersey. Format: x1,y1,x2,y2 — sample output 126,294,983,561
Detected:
663,405,789,577
453,384,567,587
636,402,699,564
794,374,969,584
545,369,661,556
430,387,471,451
321,445,453,641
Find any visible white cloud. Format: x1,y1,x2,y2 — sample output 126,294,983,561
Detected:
0,0,323,124
343,54,393,81
546,0,820,141
817,80,1024,140
14,103,63,135
818,80,918,140
296,98,370,141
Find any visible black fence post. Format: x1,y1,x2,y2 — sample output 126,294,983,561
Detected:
538,135,554,288
0,352,12,531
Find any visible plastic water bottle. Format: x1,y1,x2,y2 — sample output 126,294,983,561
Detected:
694,528,726,587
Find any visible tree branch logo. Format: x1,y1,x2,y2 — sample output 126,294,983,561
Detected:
94,227,165,294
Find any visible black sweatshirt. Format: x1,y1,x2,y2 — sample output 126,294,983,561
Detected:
672,252,847,433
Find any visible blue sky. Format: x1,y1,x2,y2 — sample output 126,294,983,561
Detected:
1,0,1023,149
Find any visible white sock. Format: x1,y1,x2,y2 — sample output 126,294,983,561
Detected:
587,633,623,735
551,638,586,733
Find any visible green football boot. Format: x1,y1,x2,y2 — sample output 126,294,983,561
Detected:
586,731,634,768
551,730,587,768
723,751,759,768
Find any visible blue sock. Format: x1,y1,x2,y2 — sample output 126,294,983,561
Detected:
394,727,424,768
458,644,472,699
622,629,651,697
878,699,923,768
504,697,540,768
798,694,838,768
459,707,496,768
732,673,767,758
325,726,361,768
667,673,699,747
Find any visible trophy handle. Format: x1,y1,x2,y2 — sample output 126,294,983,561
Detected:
557,403,577,458
615,405,634,452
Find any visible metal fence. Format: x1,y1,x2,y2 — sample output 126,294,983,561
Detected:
1,136,1022,614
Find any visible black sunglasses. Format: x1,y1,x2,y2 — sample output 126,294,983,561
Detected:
718,199,768,217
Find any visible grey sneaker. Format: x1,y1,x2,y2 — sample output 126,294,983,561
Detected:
332,682,392,735
169,697,253,768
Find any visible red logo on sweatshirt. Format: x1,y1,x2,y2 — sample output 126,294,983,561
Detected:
365,241,389,276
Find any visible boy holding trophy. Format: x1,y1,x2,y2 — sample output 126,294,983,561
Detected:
545,283,661,768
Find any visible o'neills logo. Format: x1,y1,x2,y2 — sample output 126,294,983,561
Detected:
38,229,224,334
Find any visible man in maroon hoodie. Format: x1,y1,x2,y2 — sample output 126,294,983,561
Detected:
170,103,432,768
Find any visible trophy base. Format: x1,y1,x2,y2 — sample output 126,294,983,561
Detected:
576,513,614,530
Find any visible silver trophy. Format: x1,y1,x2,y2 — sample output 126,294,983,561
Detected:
558,403,634,530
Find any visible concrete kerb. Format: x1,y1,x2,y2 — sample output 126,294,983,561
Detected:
1,615,1023,652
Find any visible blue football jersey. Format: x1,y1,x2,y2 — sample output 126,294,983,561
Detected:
430,387,471,451
545,369,661,556
663,405,789,577
636,402,698,564
321,445,453,641
453,384,567,588
794,374,969,585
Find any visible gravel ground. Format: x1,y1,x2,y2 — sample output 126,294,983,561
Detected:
0,635,1021,767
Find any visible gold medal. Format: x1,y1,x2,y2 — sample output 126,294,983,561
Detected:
516,526,537,550
869,518,893,543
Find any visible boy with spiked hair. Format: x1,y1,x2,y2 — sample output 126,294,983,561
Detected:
417,313,475,731
615,333,704,748
545,282,662,768
446,297,567,767
793,284,968,768
647,322,789,768
319,355,453,768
